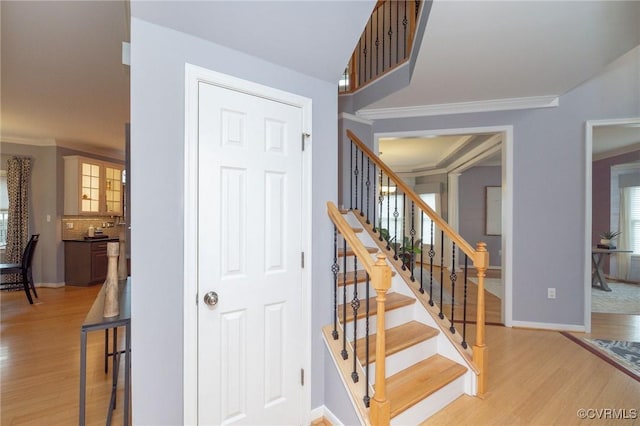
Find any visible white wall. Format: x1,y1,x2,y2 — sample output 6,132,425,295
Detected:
130,18,338,423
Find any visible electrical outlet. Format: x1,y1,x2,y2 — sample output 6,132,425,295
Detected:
547,288,556,299
65,222,74,229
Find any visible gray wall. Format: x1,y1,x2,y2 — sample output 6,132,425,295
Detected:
459,166,502,267
130,18,338,423
1,142,59,284
373,45,640,326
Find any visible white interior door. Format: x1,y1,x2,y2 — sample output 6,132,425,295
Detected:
197,81,304,425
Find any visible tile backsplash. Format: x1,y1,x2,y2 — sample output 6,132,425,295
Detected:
61,216,126,240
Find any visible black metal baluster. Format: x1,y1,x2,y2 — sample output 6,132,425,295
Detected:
419,210,424,293
341,238,348,360
378,171,384,240
403,1,408,59
382,2,386,73
363,157,375,223
400,193,406,270
332,225,339,340
369,14,373,82
428,220,435,305
386,176,391,250
409,201,416,281
349,141,353,210
388,1,393,69
354,149,359,212
393,187,399,260
370,163,375,229
439,231,445,319
415,0,420,18
351,256,360,383
357,39,361,89
375,10,380,76
462,255,469,349
449,242,457,333
364,272,371,407
360,149,364,217
396,0,399,64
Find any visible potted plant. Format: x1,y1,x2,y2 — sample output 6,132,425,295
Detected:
599,231,621,248
380,228,422,268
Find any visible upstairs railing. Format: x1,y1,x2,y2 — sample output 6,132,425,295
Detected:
345,129,489,396
327,201,393,424
340,0,422,93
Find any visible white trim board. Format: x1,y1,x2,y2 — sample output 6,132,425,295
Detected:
338,112,373,126
511,320,586,333
310,406,345,426
357,95,559,120
182,63,313,426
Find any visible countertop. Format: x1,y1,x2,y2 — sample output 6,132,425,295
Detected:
63,237,119,243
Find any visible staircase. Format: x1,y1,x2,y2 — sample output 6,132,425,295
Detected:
323,131,489,425
324,208,473,424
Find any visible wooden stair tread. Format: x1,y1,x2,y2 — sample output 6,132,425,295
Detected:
339,292,415,323
354,321,439,365
337,247,378,257
386,355,467,418
337,269,396,286
351,227,363,233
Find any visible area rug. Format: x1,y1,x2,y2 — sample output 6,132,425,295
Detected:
591,281,640,315
467,277,502,299
561,332,640,382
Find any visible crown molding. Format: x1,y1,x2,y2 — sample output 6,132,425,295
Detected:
1,135,57,146
356,95,560,120
1,135,124,161
338,112,373,126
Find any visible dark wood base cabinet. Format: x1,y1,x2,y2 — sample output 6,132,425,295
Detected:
64,240,115,286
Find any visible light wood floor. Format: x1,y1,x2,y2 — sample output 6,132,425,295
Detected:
424,314,640,425
1,286,128,425
2,286,639,425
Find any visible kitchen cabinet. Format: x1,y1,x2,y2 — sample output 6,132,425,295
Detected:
64,240,115,286
63,156,124,216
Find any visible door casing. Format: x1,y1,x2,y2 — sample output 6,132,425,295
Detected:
183,63,313,425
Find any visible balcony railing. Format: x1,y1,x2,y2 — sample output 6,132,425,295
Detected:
340,0,422,93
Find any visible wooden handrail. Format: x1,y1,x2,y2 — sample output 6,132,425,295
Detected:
327,201,392,425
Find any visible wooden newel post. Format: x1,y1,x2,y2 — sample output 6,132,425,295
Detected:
369,253,392,426
103,242,120,318
473,242,489,397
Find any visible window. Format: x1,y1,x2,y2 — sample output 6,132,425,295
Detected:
420,193,438,245
628,186,640,254
0,171,7,248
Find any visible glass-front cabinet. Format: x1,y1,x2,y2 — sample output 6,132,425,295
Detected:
64,156,124,216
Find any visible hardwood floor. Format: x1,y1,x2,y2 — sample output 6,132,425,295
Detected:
1,286,128,425
424,316,640,425
2,285,638,426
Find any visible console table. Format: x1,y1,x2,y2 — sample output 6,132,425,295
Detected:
79,278,131,425
591,248,632,291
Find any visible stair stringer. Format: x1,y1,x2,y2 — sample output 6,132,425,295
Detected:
344,210,479,396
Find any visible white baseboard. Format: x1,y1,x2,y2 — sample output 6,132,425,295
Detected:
311,405,344,426
510,320,585,332
35,282,65,288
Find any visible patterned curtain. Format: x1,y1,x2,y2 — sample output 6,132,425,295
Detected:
4,157,32,280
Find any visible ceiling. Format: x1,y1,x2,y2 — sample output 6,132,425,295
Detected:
1,1,639,161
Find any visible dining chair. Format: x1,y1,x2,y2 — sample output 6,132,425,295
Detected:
0,234,40,304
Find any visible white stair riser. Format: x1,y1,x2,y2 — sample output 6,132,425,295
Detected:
342,304,414,340
390,374,466,426
339,282,375,303
367,338,439,382
336,254,381,273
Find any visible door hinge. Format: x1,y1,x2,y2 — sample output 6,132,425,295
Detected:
196,293,199,305
301,252,305,268
301,368,305,386
302,133,310,151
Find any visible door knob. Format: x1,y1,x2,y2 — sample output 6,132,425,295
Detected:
203,291,219,306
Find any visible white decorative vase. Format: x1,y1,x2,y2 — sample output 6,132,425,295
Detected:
103,242,120,318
